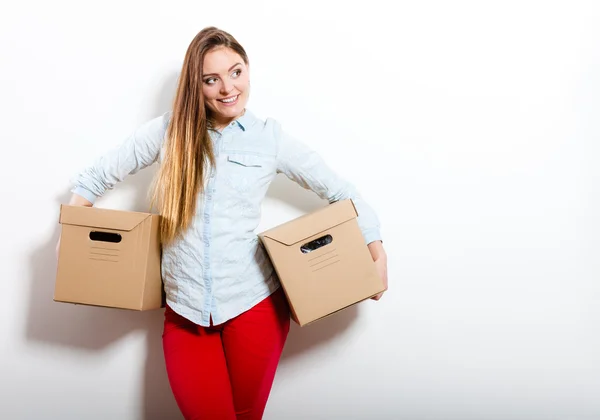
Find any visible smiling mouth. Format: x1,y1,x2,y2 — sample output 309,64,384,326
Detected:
217,95,239,104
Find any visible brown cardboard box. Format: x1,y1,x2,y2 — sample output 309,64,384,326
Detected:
259,199,384,326
55,205,164,310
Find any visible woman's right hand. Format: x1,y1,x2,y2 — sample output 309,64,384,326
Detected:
56,193,94,260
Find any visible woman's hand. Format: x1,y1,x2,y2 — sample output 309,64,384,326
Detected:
56,193,93,260
368,240,388,300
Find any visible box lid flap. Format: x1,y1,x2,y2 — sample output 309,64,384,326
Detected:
259,199,358,246
59,204,152,232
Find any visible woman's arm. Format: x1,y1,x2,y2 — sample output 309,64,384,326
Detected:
55,192,93,259
56,112,170,260
68,192,93,207
274,121,388,299
368,240,388,300
274,122,382,243
70,112,170,204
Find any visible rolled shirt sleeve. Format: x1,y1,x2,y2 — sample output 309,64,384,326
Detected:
273,120,382,245
71,112,170,203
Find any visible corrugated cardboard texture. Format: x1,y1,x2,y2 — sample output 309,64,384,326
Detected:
259,199,385,326
55,205,163,311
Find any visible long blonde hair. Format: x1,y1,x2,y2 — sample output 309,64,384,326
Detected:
151,27,249,245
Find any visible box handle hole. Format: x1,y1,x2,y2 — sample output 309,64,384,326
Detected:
300,234,332,254
89,231,122,243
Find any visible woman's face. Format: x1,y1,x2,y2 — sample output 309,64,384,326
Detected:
202,47,249,125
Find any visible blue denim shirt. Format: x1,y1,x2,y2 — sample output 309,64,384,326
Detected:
71,110,382,326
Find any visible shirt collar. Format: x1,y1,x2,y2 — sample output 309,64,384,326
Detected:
234,109,256,131
208,109,256,133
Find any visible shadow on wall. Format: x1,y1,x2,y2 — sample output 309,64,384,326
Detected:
24,72,182,420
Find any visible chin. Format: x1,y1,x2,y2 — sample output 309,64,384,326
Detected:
222,107,242,116
224,103,246,116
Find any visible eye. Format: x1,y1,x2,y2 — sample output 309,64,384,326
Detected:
231,69,242,78
204,77,218,85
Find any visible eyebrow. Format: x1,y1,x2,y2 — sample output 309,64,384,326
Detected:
202,63,242,78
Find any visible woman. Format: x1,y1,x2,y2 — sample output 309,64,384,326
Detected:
61,26,388,419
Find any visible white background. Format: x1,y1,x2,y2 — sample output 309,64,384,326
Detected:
1,1,599,419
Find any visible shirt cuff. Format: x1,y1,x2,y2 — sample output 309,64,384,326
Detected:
71,186,98,205
361,228,382,246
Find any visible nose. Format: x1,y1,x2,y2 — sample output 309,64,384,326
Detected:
220,78,234,95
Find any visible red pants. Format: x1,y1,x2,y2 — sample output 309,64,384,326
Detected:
162,288,290,420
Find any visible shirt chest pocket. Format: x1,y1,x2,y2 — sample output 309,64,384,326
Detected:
222,153,274,194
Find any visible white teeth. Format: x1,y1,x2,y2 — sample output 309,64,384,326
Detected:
220,95,238,103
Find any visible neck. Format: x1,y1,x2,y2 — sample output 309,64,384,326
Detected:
209,109,246,131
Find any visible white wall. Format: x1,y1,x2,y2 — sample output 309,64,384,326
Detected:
1,1,599,419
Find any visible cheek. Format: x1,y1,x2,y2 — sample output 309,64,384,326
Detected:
202,85,218,101
236,74,250,91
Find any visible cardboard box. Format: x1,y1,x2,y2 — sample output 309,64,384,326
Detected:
259,199,384,326
55,205,164,310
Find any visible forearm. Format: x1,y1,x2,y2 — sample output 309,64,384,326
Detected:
57,193,92,259
274,122,383,246
368,240,386,261
68,192,93,207
69,113,168,203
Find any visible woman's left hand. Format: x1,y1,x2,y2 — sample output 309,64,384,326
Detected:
368,241,388,300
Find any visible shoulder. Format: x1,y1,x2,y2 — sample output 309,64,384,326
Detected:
242,109,282,138
162,110,173,127
134,110,172,138
158,110,172,134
